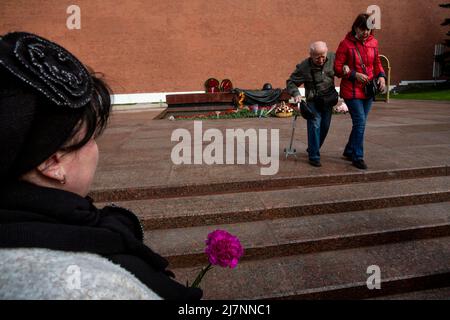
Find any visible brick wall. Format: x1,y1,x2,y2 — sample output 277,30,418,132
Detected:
0,0,447,94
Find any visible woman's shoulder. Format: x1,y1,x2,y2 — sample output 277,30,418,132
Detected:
338,36,379,50
0,248,162,300
365,35,379,47
337,36,355,50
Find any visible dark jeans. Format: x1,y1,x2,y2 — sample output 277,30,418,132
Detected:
343,98,374,161
306,101,332,161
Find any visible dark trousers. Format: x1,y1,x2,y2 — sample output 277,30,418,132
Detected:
306,101,332,161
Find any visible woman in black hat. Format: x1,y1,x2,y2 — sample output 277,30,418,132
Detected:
0,32,202,300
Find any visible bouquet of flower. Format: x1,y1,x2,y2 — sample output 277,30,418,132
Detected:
190,230,244,288
333,101,349,114
275,101,294,117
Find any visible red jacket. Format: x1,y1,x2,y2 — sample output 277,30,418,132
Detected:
334,32,386,100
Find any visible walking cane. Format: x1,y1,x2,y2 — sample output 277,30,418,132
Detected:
284,103,299,159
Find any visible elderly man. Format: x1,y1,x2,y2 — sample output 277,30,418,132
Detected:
286,41,338,167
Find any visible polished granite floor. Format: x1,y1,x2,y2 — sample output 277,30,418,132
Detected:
93,99,450,191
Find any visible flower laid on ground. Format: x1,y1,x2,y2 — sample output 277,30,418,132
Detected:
173,109,235,120
274,101,295,117
190,230,244,288
275,101,294,114
173,109,258,120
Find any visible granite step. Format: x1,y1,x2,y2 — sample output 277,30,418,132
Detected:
90,166,448,202
144,202,450,268
370,287,450,300
171,237,450,300
104,176,450,230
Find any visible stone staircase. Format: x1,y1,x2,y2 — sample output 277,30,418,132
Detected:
95,167,450,300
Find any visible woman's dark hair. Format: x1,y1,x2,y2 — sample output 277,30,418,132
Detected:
351,13,374,34
60,72,112,152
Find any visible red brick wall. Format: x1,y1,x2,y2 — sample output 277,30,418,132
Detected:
0,0,447,94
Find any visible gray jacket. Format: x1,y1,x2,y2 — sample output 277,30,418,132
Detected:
286,52,336,102
0,248,162,300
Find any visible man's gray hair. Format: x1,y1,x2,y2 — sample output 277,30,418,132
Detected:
309,41,328,54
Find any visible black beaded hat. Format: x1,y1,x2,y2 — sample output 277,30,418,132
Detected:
0,32,94,180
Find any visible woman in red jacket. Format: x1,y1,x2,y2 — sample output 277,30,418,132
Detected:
335,13,386,170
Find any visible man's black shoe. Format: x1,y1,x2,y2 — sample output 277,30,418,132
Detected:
352,159,368,170
309,159,322,167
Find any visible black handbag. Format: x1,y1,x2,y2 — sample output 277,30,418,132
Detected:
310,63,339,111
314,86,339,111
299,100,316,120
354,44,380,98
364,78,379,98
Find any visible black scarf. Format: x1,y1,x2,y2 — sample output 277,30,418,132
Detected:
0,181,202,300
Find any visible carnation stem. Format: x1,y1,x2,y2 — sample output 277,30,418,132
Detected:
191,263,213,288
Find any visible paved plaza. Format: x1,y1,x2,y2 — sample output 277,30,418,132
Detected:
94,99,450,193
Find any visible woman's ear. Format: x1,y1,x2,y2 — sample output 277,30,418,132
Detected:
37,153,67,184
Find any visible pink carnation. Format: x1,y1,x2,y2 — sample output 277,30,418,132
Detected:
205,230,244,268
